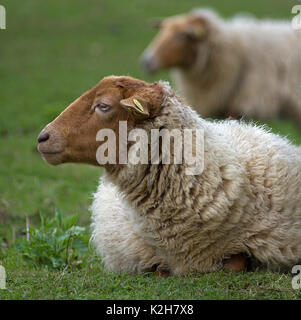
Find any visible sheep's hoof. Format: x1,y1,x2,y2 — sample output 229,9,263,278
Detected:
153,269,170,278
223,254,249,272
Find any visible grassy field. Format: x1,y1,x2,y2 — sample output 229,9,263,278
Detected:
0,0,301,300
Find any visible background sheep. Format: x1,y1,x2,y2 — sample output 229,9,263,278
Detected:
141,9,301,128
38,75,301,275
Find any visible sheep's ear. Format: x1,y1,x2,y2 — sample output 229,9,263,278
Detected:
120,97,150,118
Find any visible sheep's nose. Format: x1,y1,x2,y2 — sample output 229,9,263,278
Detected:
140,51,159,73
37,132,50,143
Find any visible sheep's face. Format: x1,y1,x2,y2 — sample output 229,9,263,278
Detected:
37,76,164,166
141,13,207,73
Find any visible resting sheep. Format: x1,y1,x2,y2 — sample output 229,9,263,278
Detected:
141,9,301,129
38,76,301,276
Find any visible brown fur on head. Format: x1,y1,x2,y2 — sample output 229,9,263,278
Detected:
141,11,210,73
37,76,165,167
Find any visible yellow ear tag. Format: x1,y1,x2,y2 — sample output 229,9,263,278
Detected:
193,27,204,39
128,107,139,116
133,99,144,112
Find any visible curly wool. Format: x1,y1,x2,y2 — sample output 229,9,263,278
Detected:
91,81,301,275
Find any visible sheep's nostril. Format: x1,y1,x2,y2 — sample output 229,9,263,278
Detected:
37,132,50,143
141,58,153,73
140,53,158,73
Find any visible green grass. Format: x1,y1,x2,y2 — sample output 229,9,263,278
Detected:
0,0,301,300
2,250,301,300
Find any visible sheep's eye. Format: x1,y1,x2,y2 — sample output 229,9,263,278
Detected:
175,32,188,41
94,104,111,113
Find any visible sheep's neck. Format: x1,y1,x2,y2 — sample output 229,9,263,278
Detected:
105,100,218,222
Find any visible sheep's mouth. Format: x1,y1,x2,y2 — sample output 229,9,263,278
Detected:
37,143,64,155
39,149,65,166
40,150,63,155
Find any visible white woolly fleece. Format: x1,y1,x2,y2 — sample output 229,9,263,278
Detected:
91,81,301,275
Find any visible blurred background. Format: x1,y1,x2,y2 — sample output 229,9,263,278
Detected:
0,0,300,238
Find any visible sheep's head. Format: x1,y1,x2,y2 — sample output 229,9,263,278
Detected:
37,76,164,166
141,11,210,73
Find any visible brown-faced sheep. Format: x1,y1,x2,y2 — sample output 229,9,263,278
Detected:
141,9,301,129
38,76,301,276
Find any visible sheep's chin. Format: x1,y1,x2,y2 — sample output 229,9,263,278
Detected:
41,152,65,166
